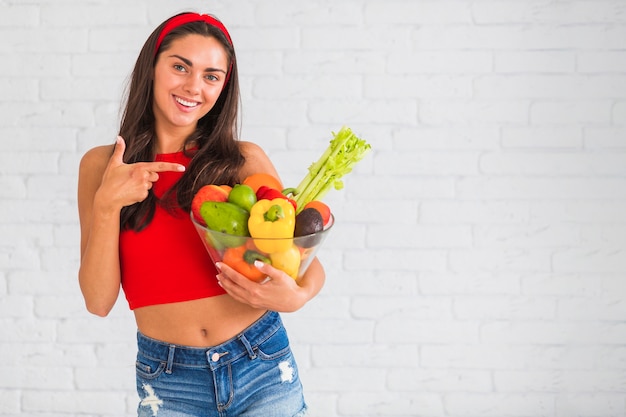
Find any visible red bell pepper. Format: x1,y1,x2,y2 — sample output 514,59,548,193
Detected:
256,186,297,211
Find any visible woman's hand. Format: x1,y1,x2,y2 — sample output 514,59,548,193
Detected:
215,260,313,313
95,136,186,212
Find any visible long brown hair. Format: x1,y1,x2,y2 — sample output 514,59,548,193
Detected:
118,14,244,231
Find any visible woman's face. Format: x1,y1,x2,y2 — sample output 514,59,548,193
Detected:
152,34,229,136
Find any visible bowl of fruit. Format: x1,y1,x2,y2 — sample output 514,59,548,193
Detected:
191,180,334,282
190,127,370,282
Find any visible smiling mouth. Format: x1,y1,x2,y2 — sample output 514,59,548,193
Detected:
175,96,200,108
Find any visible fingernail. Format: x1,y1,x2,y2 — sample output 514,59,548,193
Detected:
215,262,222,271
177,164,186,172
254,260,264,268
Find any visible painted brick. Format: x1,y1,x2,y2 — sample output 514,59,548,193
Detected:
253,75,361,99
395,126,501,150
585,126,626,148
553,248,626,273
256,2,364,25
376,318,480,344
614,100,626,123
0,28,88,53
480,321,626,344
502,126,583,148
495,51,576,73
368,224,473,248
324,269,418,297
377,150,480,175
40,4,146,27
419,272,522,296
0,366,73,390
0,389,20,413
390,51,493,74
457,177,626,200
444,393,555,417
420,99,530,124
0,53,71,77
309,98,418,124
22,391,128,414
311,343,418,368
284,51,387,75
495,369,626,392
388,368,493,392
476,75,626,99
365,1,473,24
0,342,96,367
303,367,386,392
578,51,626,73
449,248,552,272
0,151,59,175
531,100,613,124
421,201,530,224
338,392,445,417
0,5,39,27
41,77,125,101
302,26,410,50
556,394,626,417
351,295,453,320
413,25,626,50
366,75,474,99
0,77,38,102
472,224,580,248
472,0,626,24
0,318,56,343
454,296,556,320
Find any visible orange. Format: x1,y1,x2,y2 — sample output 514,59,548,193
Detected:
242,173,283,194
303,200,332,226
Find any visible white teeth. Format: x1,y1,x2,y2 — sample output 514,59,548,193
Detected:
175,96,199,107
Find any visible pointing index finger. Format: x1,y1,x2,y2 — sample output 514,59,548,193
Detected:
145,161,186,173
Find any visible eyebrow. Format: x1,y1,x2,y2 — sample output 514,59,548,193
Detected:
169,54,226,74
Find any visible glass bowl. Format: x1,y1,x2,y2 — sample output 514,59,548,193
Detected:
191,212,334,282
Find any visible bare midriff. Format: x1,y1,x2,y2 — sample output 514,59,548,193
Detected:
133,295,266,347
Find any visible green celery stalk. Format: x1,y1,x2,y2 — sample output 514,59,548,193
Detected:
291,126,371,213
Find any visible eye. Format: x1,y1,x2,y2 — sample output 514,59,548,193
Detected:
173,64,186,72
205,74,219,81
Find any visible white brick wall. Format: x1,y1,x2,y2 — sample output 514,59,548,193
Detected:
1,0,625,416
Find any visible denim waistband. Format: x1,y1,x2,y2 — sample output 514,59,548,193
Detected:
137,310,282,371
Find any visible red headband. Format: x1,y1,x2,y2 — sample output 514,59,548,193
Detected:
155,13,234,86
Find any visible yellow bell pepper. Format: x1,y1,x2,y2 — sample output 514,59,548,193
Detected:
248,198,295,253
270,245,301,280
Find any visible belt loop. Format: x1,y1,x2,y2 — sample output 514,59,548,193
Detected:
166,344,175,374
239,334,256,359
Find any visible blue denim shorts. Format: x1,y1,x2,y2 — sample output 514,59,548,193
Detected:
135,311,307,417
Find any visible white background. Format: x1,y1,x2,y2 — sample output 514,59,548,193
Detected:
1,1,626,416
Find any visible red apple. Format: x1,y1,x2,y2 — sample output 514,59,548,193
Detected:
191,185,229,224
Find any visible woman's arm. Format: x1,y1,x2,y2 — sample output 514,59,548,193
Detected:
77,144,123,316
78,137,186,316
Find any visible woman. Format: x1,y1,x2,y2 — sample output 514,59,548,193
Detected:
77,12,323,417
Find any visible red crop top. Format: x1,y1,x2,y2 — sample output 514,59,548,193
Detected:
119,151,226,310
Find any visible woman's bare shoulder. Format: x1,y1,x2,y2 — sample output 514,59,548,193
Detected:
238,140,265,158
238,140,280,180
78,144,115,190
80,145,114,172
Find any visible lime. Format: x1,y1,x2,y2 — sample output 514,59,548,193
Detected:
228,184,257,212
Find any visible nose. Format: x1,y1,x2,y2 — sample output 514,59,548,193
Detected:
183,73,202,95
